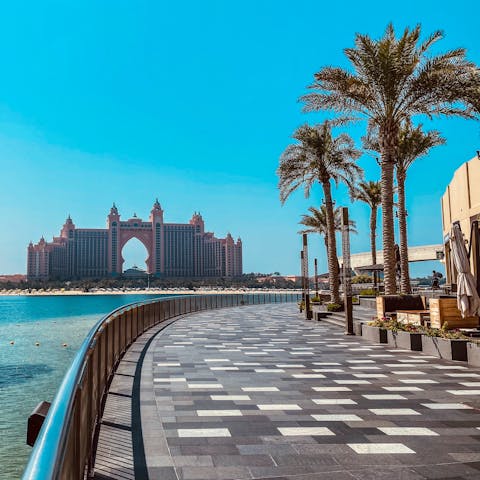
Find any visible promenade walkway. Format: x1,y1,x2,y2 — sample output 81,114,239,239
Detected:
94,304,480,480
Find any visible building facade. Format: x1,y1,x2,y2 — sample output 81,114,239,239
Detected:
27,200,243,280
441,156,480,289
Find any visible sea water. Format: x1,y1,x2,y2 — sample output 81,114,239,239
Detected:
0,294,172,479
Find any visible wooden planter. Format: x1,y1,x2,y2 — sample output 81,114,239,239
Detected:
362,324,387,344
421,335,468,361
429,298,479,329
467,342,480,367
387,330,423,351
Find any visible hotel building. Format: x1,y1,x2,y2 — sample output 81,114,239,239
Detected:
27,200,242,280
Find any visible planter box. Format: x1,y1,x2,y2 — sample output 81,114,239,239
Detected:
421,335,468,361
429,297,479,329
362,324,387,344
387,330,423,351
467,342,480,367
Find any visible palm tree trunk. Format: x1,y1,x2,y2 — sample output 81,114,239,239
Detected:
397,171,411,293
322,180,340,304
370,205,378,287
379,153,397,294
370,205,377,265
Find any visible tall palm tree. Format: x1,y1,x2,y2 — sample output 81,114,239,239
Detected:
278,121,361,304
301,24,480,294
395,121,445,293
351,181,381,267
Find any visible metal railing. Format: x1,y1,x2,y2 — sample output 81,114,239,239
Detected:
22,292,301,480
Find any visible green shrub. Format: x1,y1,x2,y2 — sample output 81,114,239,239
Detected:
310,296,322,303
359,288,378,296
352,275,373,284
326,302,343,312
367,318,468,339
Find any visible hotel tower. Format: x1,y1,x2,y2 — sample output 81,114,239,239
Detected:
27,200,242,280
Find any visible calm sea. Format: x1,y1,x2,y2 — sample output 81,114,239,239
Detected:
0,294,174,479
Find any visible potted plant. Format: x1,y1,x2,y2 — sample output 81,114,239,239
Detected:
386,321,423,351
362,318,388,344
421,324,468,361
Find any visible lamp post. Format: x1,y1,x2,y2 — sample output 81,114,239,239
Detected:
314,258,318,298
302,234,312,320
341,207,354,335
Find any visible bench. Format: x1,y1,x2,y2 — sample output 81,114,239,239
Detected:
376,295,426,320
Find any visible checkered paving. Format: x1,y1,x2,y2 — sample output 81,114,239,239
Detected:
133,304,480,479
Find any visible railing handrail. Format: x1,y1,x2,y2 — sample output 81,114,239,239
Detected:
22,293,301,479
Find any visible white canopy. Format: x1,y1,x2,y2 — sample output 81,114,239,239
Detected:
450,223,480,318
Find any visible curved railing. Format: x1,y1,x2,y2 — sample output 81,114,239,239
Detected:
22,292,301,480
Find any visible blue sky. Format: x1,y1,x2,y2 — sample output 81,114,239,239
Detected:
0,0,478,276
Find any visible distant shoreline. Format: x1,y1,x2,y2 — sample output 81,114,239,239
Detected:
0,288,302,297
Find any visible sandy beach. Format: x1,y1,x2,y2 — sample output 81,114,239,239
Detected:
0,288,302,297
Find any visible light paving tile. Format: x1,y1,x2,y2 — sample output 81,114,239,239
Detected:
363,394,406,400
178,428,231,438
257,404,302,411
378,427,438,436
210,395,251,400
383,386,423,392
447,389,480,395
312,414,363,422
154,378,187,382
433,365,468,369
335,380,371,385
204,358,231,362
278,427,335,436
313,362,341,366
385,363,419,368
400,379,438,384
313,399,357,405
187,383,223,389
196,410,243,416
276,364,305,368
348,443,415,454
347,360,375,363
209,366,239,371
292,374,326,378
422,403,472,409
242,387,279,392
156,363,181,367
460,382,480,387
369,408,420,416
446,373,480,377
313,386,351,392
353,374,387,378
392,370,426,375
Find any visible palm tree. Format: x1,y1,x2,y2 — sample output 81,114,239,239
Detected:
278,121,361,304
351,181,381,267
299,205,357,245
395,121,445,293
302,24,480,294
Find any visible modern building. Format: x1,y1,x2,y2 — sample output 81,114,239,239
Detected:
27,200,243,280
441,155,480,289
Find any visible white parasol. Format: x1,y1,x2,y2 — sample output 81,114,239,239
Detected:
450,223,480,318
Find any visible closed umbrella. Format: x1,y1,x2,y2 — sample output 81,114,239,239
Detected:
450,223,480,318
